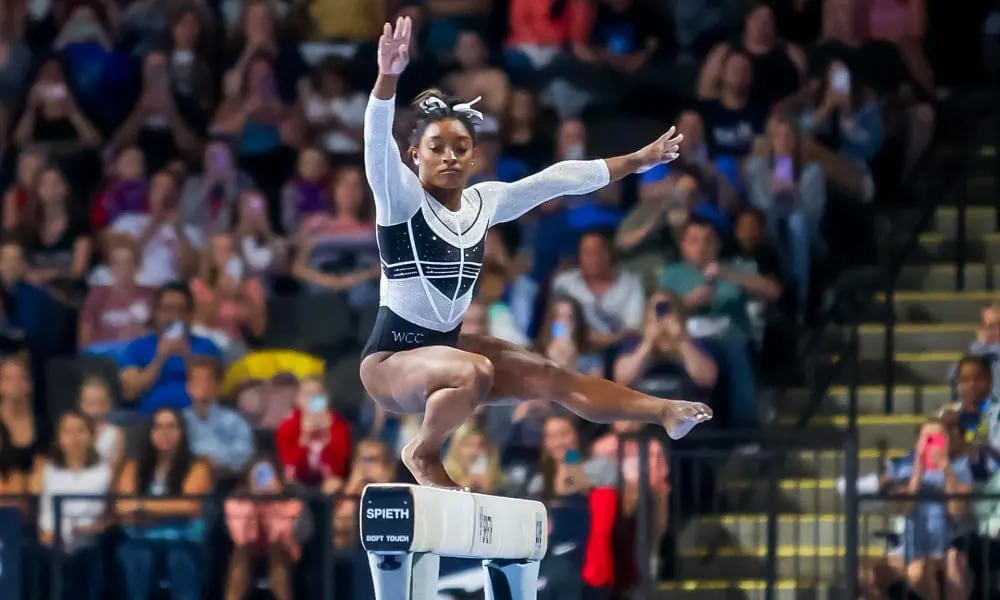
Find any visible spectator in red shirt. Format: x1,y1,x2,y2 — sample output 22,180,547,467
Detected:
505,0,593,77
275,375,351,492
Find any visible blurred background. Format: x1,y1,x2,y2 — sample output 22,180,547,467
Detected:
0,0,997,598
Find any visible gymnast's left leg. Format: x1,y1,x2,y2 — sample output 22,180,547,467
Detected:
458,333,712,438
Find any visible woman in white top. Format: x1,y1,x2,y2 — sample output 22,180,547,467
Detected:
78,376,124,472
36,410,113,600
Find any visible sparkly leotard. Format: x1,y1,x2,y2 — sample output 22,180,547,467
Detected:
360,94,611,357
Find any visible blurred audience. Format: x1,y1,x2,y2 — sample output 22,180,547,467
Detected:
552,230,645,353
183,357,254,476
118,282,222,413
443,423,503,493
35,410,112,600
190,232,267,357
275,375,351,491
78,236,155,353
77,376,124,471
224,455,306,600
115,407,213,600
614,292,718,403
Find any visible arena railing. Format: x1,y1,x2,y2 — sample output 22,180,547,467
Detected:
617,426,854,600
38,491,339,600
856,488,1000,600
0,488,598,600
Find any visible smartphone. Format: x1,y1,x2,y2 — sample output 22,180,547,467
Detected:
252,462,276,488
922,433,947,469
163,321,185,340
470,454,488,476
564,448,582,465
774,155,794,184
307,394,328,414
654,300,671,319
246,193,264,212
831,66,851,93
211,147,230,171
225,255,243,280
551,322,569,340
42,83,68,102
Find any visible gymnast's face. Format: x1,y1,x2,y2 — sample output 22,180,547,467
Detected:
411,118,477,191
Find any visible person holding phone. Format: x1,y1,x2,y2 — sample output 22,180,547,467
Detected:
189,232,267,358
529,415,591,499
535,295,604,376
883,420,972,600
118,282,223,413
275,376,352,491
614,292,718,403
109,51,204,172
179,141,255,233
744,114,825,320
800,60,885,173
443,424,502,493
12,58,102,152
224,455,307,600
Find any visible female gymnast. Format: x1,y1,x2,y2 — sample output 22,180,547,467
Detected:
360,17,713,488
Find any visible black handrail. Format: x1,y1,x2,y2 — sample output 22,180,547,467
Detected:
796,139,969,428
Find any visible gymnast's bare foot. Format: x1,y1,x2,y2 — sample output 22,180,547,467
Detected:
401,439,461,488
663,401,713,440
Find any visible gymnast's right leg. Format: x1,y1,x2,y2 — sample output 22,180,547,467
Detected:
360,347,494,488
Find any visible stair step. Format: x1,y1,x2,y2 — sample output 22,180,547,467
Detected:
783,449,907,479
793,414,927,448
678,546,880,580
719,478,914,513
914,233,1000,263
876,291,1000,323
820,352,962,386
932,206,999,239
780,385,950,416
679,513,894,549
828,323,977,357
654,580,831,600
896,263,994,291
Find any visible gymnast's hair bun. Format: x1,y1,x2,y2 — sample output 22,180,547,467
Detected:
412,88,454,113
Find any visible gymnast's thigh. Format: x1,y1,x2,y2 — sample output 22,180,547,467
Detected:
457,333,555,400
359,345,493,414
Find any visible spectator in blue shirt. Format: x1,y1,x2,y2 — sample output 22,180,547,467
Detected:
182,356,253,476
118,281,222,414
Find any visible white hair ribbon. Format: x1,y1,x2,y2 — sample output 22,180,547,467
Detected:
419,96,450,113
419,95,484,122
452,96,484,122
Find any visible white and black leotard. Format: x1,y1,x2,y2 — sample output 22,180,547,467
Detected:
360,94,611,357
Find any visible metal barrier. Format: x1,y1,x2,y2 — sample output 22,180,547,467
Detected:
619,428,854,600
856,489,1000,600
23,489,596,600
44,491,338,600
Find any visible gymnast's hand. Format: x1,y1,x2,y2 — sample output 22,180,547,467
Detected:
632,126,684,174
377,16,412,76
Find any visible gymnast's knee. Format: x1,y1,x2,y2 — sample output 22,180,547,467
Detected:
454,355,495,398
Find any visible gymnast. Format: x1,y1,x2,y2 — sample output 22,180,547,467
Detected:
359,17,713,488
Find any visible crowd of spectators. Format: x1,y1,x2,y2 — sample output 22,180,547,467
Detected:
0,0,986,597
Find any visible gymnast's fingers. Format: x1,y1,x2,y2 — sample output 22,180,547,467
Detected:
663,133,684,147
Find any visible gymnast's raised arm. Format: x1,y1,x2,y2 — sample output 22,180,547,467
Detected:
364,16,423,226
480,128,685,225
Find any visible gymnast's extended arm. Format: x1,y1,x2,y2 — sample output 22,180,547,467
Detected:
481,128,684,225
364,18,424,226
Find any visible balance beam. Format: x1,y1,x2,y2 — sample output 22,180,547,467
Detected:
360,484,549,600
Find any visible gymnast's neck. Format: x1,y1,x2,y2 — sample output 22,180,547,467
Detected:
423,184,463,211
